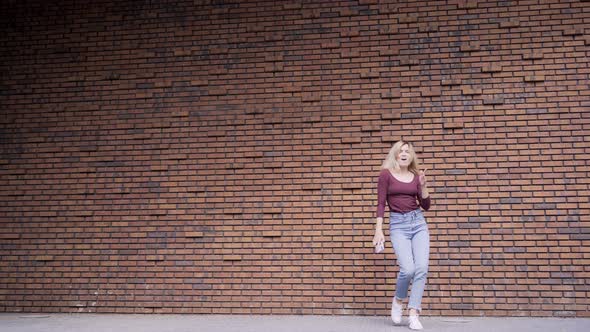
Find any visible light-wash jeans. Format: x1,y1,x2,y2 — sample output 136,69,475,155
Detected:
389,208,429,312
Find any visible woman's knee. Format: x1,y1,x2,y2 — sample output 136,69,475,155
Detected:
399,265,416,278
414,264,428,278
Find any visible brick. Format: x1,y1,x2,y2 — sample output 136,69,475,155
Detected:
341,29,360,38
456,0,478,9
379,25,399,35
379,46,400,56
265,62,284,72
418,23,438,33
185,232,204,238
302,116,322,123
341,182,362,190
245,23,264,33
174,49,191,57
381,88,402,99
401,80,420,88
360,70,380,79
562,27,585,36
441,79,461,86
264,33,283,42
283,3,302,9
341,48,360,58
361,125,380,132
223,255,242,261
401,111,423,119
262,162,282,168
398,13,418,24
483,95,505,105
399,56,420,66
105,72,121,80
420,87,442,97
522,50,544,60
80,145,98,152
262,231,282,237
524,75,545,82
341,93,361,100
302,93,321,102
34,256,54,262
209,46,229,54
302,183,322,191
338,8,356,17
208,87,227,95
500,19,520,28
341,136,362,144
265,53,284,62
460,41,481,52
224,208,242,215
481,63,503,73
0,233,20,240
381,110,402,120
443,121,464,129
303,9,322,19
462,86,483,95
322,41,340,49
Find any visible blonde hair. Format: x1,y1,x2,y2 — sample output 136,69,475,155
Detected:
381,140,420,174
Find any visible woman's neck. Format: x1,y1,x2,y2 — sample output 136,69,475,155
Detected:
395,166,410,174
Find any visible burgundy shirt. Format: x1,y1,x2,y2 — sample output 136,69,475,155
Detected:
377,169,431,217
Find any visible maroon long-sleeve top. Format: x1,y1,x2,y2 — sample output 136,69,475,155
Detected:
377,169,431,217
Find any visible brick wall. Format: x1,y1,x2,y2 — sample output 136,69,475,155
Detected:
1,0,589,317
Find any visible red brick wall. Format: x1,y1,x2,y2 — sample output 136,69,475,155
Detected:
1,0,589,317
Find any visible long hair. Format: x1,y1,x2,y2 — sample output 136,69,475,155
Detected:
381,140,420,174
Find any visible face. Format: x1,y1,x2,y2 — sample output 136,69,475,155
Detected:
396,144,413,167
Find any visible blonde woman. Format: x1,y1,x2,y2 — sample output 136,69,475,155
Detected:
373,140,431,330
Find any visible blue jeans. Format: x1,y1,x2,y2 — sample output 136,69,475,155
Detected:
389,209,430,312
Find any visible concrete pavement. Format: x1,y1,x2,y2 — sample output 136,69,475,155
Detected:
1,313,589,332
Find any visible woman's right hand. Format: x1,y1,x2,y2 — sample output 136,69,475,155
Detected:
373,230,385,246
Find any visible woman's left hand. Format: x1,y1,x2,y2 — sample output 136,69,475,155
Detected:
419,169,428,187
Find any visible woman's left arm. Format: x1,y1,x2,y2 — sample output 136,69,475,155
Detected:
418,169,431,209
419,169,429,197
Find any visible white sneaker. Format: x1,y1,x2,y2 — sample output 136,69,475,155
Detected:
391,298,403,324
408,315,423,330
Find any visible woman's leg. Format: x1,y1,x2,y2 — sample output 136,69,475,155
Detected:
390,227,415,302
407,223,430,313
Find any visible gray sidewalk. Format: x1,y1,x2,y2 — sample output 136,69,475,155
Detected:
1,313,589,332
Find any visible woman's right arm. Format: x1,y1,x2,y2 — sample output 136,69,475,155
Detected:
373,171,388,245
373,217,385,245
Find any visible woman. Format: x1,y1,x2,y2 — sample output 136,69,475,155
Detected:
373,140,431,330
